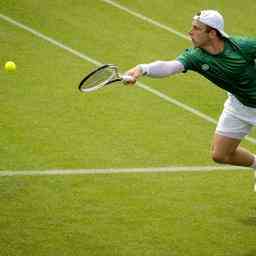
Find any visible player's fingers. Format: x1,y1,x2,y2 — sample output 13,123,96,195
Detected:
125,67,142,83
122,74,136,84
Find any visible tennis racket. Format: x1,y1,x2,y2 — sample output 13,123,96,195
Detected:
78,64,133,93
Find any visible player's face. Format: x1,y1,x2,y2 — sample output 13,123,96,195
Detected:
189,20,210,47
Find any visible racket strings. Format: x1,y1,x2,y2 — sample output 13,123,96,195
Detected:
83,67,116,89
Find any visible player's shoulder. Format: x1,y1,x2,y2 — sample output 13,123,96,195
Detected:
229,35,256,48
176,47,204,71
183,47,201,54
180,47,204,58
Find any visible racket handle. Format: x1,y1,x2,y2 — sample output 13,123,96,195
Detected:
122,75,135,83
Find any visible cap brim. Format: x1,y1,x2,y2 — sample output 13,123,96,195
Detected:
219,30,229,38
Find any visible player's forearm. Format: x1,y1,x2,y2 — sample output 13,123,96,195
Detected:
138,60,184,77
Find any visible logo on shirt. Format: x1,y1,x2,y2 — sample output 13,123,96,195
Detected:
201,64,209,71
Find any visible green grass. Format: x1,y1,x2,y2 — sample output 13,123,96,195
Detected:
0,0,256,255
0,172,256,256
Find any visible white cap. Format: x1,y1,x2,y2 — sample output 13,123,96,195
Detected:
193,10,229,38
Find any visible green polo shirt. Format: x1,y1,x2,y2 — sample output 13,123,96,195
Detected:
177,36,256,108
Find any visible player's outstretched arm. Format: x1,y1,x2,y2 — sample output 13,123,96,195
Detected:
125,60,185,84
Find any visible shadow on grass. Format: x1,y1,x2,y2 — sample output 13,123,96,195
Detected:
243,251,256,256
240,217,256,226
239,208,256,226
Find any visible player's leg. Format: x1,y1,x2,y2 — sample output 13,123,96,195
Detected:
213,95,256,168
211,134,255,166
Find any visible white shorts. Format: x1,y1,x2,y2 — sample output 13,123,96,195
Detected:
215,94,256,139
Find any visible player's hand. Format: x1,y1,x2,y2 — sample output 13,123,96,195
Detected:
124,66,143,84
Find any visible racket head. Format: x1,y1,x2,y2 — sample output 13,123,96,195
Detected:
79,64,121,93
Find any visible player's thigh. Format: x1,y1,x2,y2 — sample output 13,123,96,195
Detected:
212,133,241,156
213,110,252,157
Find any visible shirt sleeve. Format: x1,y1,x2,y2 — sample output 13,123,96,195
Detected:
139,60,184,77
233,36,256,60
176,48,196,72
244,37,256,58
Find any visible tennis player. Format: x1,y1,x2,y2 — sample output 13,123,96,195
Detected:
126,10,256,170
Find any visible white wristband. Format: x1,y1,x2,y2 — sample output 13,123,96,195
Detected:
137,64,149,76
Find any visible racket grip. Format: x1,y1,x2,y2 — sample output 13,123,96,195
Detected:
122,75,134,83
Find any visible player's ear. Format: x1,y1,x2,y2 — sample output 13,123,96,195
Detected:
209,29,217,39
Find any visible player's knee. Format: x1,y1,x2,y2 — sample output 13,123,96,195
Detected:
211,150,228,164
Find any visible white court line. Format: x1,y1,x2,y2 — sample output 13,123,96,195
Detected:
0,14,101,67
0,165,249,177
100,0,189,40
100,1,256,144
0,13,255,145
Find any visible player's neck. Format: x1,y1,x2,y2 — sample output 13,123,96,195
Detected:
202,38,225,55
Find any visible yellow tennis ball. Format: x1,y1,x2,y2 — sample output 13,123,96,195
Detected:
4,61,16,72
